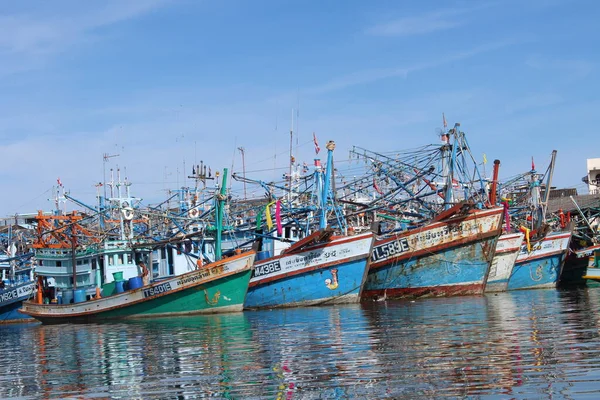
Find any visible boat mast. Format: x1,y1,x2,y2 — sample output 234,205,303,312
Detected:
288,109,294,207
542,150,557,222
320,141,335,229
215,168,228,261
444,123,459,210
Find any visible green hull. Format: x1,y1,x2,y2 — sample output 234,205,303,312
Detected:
35,269,252,324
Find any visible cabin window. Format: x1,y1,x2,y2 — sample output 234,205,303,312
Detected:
285,227,291,239
108,256,113,266
117,254,123,265
77,260,82,265
92,259,96,269
56,261,62,267
127,254,133,264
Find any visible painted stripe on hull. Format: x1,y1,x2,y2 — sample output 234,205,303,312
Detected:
363,235,498,299
245,258,369,309
364,282,484,299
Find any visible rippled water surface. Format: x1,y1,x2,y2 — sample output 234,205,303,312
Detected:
3,288,600,399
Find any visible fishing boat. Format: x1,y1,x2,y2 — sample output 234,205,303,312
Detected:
581,245,600,284
244,141,375,309
0,229,35,324
500,151,572,290
19,250,255,324
245,230,374,308
362,203,503,299
0,261,35,323
507,231,571,290
341,122,503,299
485,232,524,293
20,168,256,323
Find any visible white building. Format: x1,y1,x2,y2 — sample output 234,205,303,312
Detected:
587,158,600,194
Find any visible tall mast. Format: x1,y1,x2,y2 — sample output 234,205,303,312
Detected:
542,150,558,221
320,141,335,229
215,168,228,261
238,147,247,200
288,109,294,206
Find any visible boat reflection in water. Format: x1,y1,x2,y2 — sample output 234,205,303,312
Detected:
4,289,600,398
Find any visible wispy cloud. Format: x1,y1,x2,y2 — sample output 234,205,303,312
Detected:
0,1,165,75
303,39,519,95
526,55,594,80
505,93,564,114
366,4,493,37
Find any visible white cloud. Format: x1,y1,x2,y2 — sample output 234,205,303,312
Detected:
0,1,165,75
366,4,495,37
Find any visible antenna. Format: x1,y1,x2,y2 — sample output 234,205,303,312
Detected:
103,153,119,201
238,147,247,200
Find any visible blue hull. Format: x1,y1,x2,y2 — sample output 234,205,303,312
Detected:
245,258,368,309
508,253,565,290
363,236,498,299
0,299,34,324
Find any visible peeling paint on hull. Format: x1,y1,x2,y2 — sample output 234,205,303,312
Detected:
485,233,523,293
363,208,503,300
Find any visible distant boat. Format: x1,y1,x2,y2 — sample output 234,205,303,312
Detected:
560,243,600,287
0,241,35,324
362,205,504,299
577,244,600,286
244,230,374,309
507,231,571,290
0,280,35,324
485,233,523,293
19,250,255,324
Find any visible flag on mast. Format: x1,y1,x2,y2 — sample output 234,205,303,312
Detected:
313,132,320,154
442,112,447,129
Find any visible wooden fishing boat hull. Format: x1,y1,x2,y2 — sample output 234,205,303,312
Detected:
485,233,524,293
19,252,255,324
244,232,374,309
362,207,503,299
0,281,36,324
562,244,600,287
507,232,571,290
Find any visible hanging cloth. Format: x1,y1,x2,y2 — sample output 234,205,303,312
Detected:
275,200,283,236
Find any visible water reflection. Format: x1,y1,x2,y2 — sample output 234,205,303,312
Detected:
3,290,600,398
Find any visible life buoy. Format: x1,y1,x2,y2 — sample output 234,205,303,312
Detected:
122,207,134,221
188,208,199,218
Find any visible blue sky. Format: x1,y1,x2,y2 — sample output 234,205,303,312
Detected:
0,0,598,215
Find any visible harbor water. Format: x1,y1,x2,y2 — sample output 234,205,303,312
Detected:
3,288,600,399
